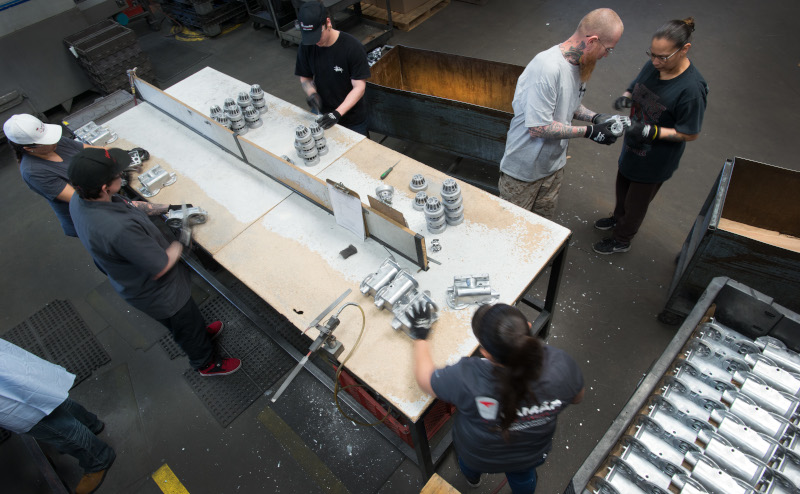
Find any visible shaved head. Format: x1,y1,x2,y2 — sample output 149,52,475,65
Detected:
576,8,623,41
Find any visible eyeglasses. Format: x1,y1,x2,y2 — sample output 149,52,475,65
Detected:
646,47,680,62
587,35,613,55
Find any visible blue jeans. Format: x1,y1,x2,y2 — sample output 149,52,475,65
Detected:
458,455,544,494
27,398,115,473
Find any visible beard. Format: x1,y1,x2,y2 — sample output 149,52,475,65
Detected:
580,54,597,82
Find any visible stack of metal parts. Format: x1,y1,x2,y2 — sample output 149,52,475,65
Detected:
441,178,464,226
223,98,247,134
249,85,268,114
360,258,439,338
589,320,800,494
159,0,248,37
209,84,267,131
63,20,155,94
424,197,446,234
293,124,325,166
410,174,428,211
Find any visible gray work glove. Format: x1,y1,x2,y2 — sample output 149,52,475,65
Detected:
408,301,434,340
306,93,322,114
316,111,341,130
614,96,632,110
584,120,618,145
592,113,615,124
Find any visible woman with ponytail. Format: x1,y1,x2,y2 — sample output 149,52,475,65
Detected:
411,303,584,493
593,17,708,255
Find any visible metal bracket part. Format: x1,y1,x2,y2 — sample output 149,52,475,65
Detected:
165,206,209,228
374,269,418,310
138,165,177,198
74,121,117,145
446,274,499,309
375,184,394,205
360,258,401,297
391,290,439,337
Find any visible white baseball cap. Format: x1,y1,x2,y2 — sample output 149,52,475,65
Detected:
3,114,62,145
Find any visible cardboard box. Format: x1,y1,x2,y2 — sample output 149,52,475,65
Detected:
363,0,432,14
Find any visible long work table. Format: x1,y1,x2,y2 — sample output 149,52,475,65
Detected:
105,67,571,477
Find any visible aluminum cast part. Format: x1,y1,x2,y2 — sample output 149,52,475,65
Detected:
608,115,632,137
699,432,770,486
409,174,428,192
733,371,800,421
237,91,252,109
243,105,263,128
295,125,312,143
683,453,755,494
210,105,223,117
374,270,418,310
213,113,231,128
391,290,439,336
375,184,394,205
138,165,177,198
250,84,267,113
440,178,461,202
746,355,800,396
446,274,499,309
360,258,402,296
413,192,428,211
603,457,671,494
756,337,800,375
430,239,441,252
720,390,793,439
223,98,238,112
309,122,324,140
315,138,328,156
165,206,209,228
74,121,116,145
633,415,701,467
619,436,685,490
280,155,295,165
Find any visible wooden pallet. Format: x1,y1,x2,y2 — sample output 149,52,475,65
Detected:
360,0,450,32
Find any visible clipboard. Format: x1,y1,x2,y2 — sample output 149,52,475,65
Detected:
326,179,367,240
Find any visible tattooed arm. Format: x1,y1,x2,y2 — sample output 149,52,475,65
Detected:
573,105,598,123
528,122,589,140
130,201,170,216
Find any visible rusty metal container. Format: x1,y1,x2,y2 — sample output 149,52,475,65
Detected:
660,157,800,325
366,45,523,164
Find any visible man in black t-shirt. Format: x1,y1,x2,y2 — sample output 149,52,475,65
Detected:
68,148,241,377
294,1,371,135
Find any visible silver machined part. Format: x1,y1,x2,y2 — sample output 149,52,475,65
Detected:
446,274,499,309
710,411,782,463
698,322,760,356
280,155,295,165
424,197,443,217
661,378,725,422
374,270,418,310
295,125,313,143
444,202,465,216
210,105,223,117
430,239,441,252
669,475,708,494
413,192,428,211
684,343,750,380
603,457,671,494
126,150,142,172
309,122,324,139
747,355,800,397
427,221,447,234
409,174,428,192
237,91,252,109
165,206,209,228
722,390,793,439
701,432,771,486
427,215,446,228
249,84,264,99
137,165,177,198
648,396,713,444
375,184,394,205
756,337,800,375
74,121,113,146
445,214,464,226
685,453,754,494
213,113,231,128
230,118,247,134
672,360,735,401
442,194,464,209
391,290,439,336
226,105,243,120
633,415,701,467
298,137,316,151
440,178,461,201
243,106,263,128
608,115,632,137
771,452,800,490
223,98,238,111
315,139,328,156
302,153,320,166
619,436,684,490
734,373,800,421
360,258,402,296
252,98,267,113
299,146,318,159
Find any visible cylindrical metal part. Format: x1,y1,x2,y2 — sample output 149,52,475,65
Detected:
441,178,461,202
243,106,263,128
310,122,324,140
360,259,402,296
315,139,328,156
223,98,238,111
413,191,427,211
213,113,231,128
237,91,252,109
427,221,447,234
445,214,464,226
374,270,418,310
210,105,223,117
410,174,428,192
280,155,295,165
295,125,313,143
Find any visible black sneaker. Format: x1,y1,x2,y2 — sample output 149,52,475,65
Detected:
593,237,631,254
594,216,616,230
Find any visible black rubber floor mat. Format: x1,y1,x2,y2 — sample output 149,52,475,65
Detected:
181,295,295,427
158,332,186,360
1,300,110,386
138,33,210,84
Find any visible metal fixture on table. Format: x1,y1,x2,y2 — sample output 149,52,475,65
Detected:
409,174,428,192
137,165,177,198
375,184,394,205
413,191,427,211
430,239,441,252
226,105,247,134
237,91,252,109
374,270,418,310
165,206,209,228
243,105,263,128
446,274,499,309
360,258,402,297
424,196,446,234
74,121,117,145
250,84,267,113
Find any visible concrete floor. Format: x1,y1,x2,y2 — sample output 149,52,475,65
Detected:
2,0,799,492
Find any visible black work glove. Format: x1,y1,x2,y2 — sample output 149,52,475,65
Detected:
592,113,614,124
128,147,150,161
306,93,323,114
613,96,633,111
626,120,659,145
408,301,434,340
584,121,618,145
168,204,193,211
316,111,341,130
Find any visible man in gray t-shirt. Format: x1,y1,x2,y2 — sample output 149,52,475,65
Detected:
499,8,625,219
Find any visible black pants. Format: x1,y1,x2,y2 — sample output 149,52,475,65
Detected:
157,297,214,369
612,171,663,244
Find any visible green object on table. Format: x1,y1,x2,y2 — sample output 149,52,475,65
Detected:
380,160,400,180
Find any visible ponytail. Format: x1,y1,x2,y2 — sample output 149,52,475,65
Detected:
654,17,695,48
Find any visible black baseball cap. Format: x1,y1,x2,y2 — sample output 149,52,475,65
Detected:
68,148,131,190
298,1,328,45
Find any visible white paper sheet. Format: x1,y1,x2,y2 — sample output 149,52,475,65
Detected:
327,182,366,240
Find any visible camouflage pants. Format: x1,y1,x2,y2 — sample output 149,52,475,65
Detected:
498,169,564,219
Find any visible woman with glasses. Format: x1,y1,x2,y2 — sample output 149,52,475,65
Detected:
411,303,584,493
4,114,89,237
593,18,708,255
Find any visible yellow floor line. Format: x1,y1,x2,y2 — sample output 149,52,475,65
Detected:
152,464,190,494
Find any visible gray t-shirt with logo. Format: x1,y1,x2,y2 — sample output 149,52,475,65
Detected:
500,45,585,183
431,345,583,472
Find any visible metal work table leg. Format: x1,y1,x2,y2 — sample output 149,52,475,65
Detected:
519,238,570,338
410,419,434,480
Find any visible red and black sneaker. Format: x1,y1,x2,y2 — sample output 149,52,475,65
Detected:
206,321,224,339
198,357,241,377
